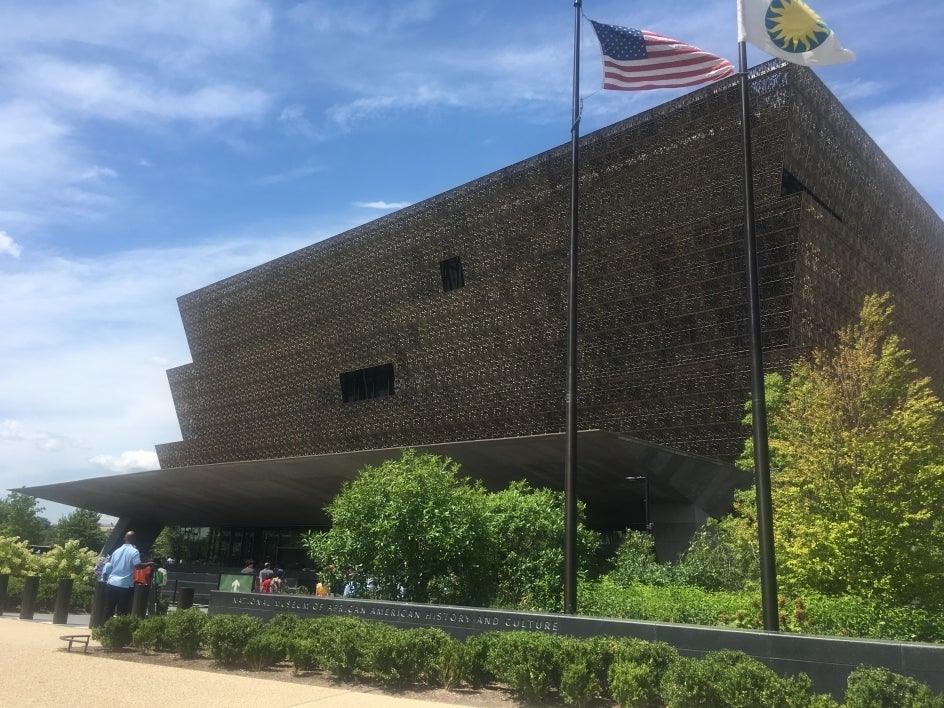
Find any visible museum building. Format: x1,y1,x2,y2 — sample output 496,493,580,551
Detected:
22,61,944,566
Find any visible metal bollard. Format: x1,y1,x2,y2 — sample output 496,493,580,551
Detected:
19,576,39,620
131,584,148,618
178,586,195,610
0,573,9,614
89,582,107,628
52,577,74,625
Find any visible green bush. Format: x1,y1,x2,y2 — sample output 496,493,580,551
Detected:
674,521,759,592
486,631,567,701
244,632,286,671
202,613,263,666
606,637,680,705
462,632,497,689
131,616,167,654
661,650,819,708
260,613,301,660
609,662,660,708
580,579,944,643
435,635,467,690
165,607,207,659
299,616,371,681
399,627,451,686
581,578,751,626
801,594,944,643
560,653,601,707
845,666,942,708
607,531,673,587
288,637,320,674
36,541,97,611
93,615,140,651
362,625,451,687
359,622,402,683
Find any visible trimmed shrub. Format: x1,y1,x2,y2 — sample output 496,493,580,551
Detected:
244,632,286,671
486,631,567,701
609,662,660,708
360,622,402,683
661,650,818,708
165,607,207,659
607,638,680,706
363,625,451,687
93,615,140,651
435,635,467,690
845,666,941,708
302,616,371,681
401,628,450,686
131,616,167,654
463,632,497,689
288,638,320,674
560,653,601,707
202,613,263,666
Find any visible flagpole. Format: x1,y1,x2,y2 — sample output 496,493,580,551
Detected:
738,41,779,631
564,0,581,615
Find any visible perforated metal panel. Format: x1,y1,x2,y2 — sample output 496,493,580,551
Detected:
156,62,944,470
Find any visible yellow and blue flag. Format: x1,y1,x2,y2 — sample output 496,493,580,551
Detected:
738,0,855,66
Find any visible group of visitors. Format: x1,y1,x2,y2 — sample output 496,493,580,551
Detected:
241,559,285,593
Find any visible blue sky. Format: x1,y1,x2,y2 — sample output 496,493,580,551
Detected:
2,0,942,523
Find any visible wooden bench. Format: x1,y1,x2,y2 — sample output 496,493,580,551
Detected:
60,634,91,653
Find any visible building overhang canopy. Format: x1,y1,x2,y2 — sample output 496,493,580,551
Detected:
17,431,750,529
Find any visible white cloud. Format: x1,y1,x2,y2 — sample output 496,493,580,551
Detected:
0,1,273,65
11,56,271,124
352,201,412,210
0,230,22,258
278,104,323,141
0,228,328,511
327,85,463,130
89,450,160,474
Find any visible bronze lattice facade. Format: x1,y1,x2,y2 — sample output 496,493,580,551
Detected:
156,62,944,470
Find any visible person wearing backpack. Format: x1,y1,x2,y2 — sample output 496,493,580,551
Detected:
150,559,167,615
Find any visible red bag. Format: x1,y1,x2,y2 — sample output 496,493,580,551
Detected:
134,566,152,585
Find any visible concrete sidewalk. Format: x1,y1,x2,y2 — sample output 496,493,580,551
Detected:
0,614,465,707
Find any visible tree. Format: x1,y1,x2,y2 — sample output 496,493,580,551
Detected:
304,450,495,606
0,492,51,545
486,481,600,611
737,294,944,608
54,508,107,552
151,526,182,561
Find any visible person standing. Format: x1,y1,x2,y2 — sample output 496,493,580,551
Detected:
104,531,153,619
258,562,275,592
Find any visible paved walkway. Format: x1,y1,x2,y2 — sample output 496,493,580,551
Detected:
0,614,462,707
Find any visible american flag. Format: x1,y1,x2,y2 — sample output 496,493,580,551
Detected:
590,21,734,91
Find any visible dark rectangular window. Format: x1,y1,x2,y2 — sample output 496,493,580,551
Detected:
440,255,465,292
340,363,395,403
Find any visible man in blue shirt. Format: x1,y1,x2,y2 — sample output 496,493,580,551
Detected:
103,531,153,619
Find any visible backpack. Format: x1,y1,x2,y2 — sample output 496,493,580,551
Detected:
133,566,152,585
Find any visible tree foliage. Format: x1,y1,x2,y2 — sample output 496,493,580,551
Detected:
304,450,601,611
54,508,107,552
304,450,494,606
0,492,51,545
737,294,944,608
486,481,599,611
